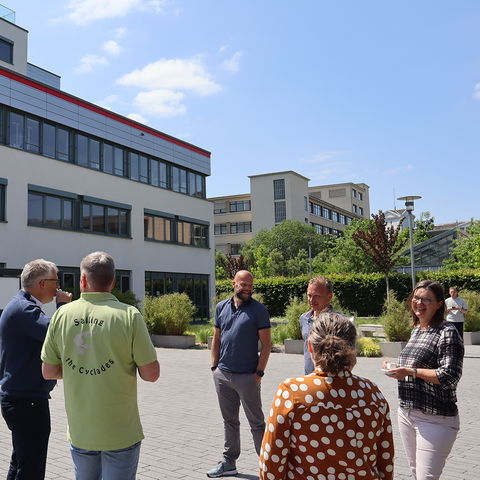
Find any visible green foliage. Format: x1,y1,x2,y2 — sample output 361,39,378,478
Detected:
111,288,140,309
270,322,291,345
186,324,214,343
356,337,382,357
284,295,310,340
251,244,272,278
142,293,196,335
458,290,480,332
215,250,228,280
443,219,480,270
399,211,435,246
379,291,413,342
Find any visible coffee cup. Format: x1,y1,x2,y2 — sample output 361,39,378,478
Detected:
386,362,396,370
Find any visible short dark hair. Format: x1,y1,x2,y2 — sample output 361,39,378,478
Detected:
408,279,446,327
80,252,115,289
308,312,356,372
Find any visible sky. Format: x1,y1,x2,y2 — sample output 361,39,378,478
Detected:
7,0,480,225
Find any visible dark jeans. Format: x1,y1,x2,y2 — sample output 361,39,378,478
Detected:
0,394,51,480
451,322,464,340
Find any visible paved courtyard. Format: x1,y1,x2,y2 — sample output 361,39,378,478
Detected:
0,345,478,479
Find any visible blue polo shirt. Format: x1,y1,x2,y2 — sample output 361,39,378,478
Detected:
214,296,270,373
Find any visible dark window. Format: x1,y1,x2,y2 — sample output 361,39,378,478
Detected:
214,223,227,235
274,201,286,224
26,118,40,153
230,222,252,234
145,213,207,247
230,200,251,212
9,112,24,149
0,181,6,222
274,179,285,200
231,244,242,255
0,38,13,64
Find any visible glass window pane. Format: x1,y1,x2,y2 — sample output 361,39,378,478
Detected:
196,175,203,198
151,160,159,186
154,217,164,241
177,221,183,243
140,155,148,183
26,118,40,153
183,223,191,245
57,128,70,161
114,147,124,176
172,166,179,192
83,204,91,230
103,144,113,173
107,208,119,234
189,172,196,196
90,139,101,170
120,211,128,236
43,124,56,158
180,169,187,193
63,200,73,228
92,205,105,233
144,216,153,238
0,39,13,63
28,194,43,223
45,196,61,227
160,163,167,188
9,112,24,149
130,153,139,180
165,219,171,241
77,134,89,167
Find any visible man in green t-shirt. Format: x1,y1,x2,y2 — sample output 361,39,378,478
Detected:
41,252,159,480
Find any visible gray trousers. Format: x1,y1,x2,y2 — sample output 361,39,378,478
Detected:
213,368,265,465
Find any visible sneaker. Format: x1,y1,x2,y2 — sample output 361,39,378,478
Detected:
206,459,238,477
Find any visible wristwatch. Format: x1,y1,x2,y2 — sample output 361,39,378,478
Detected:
211,366,217,372
255,370,264,377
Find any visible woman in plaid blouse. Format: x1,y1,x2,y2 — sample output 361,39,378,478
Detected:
384,280,464,480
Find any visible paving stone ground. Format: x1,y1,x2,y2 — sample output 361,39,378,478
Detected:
0,345,479,479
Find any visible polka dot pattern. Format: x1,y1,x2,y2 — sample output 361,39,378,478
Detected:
259,370,394,480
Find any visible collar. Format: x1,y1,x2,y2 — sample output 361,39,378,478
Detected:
21,289,43,308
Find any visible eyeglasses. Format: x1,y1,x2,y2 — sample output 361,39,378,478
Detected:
40,279,60,285
412,296,432,306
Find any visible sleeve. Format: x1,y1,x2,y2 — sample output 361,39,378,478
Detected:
22,302,52,342
131,310,158,367
374,393,395,480
436,326,464,390
40,311,62,365
259,381,292,480
461,299,468,310
257,303,271,330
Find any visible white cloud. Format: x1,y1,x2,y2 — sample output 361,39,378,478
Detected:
75,54,109,73
64,0,169,24
116,57,222,96
385,164,413,175
127,113,148,124
133,89,187,117
299,151,348,164
473,82,480,100
222,51,243,74
220,45,227,53
103,40,125,56
111,27,128,38
104,94,121,103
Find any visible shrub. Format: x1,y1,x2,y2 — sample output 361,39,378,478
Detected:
285,296,310,340
356,337,382,357
186,324,214,343
111,288,140,309
458,290,480,332
270,322,291,345
142,293,196,335
380,291,413,342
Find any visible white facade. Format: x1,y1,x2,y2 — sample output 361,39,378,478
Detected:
0,14,214,319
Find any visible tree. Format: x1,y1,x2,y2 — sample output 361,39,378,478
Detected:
443,219,480,270
398,211,435,246
219,253,249,279
352,210,407,297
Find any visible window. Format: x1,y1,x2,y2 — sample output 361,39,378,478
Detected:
214,202,227,214
274,179,285,200
9,112,24,149
214,223,227,235
348,217,353,225
358,192,363,201
304,196,308,211
323,208,331,220
312,223,323,234
324,226,331,235
329,188,346,198
340,214,346,225
274,201,286,224
352,189,357,198
144,210,208,248
77,134,100,169
353,204,357,213
332,211,339,223
0,37,13,64
231,244,243,255
0,178,6,222
311,204,322,217
359,207,364,216
230,222,252,234
28,186,130,237
229,200,251,212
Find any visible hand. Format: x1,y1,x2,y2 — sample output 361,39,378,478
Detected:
384,366,410,380
253,373,262,385
56,290,73,304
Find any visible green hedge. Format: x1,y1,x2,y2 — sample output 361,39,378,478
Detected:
216,270,480,317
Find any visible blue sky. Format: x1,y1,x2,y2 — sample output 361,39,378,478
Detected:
10,0,480,224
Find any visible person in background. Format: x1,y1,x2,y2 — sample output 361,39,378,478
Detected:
41,252,159,480
260,312,394,480
0,259,72,480
384,280,463,480
299,276,343,374
208,270,271,478
445,286,468,340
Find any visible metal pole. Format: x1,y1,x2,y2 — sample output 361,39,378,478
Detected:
308,241,312,280
408,211,415,290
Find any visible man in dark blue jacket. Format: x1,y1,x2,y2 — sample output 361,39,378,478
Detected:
0,259,71,480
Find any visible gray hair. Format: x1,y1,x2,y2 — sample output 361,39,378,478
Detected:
308,276,333,294
309,312,356,372
80,251,115,289
21,259,58,288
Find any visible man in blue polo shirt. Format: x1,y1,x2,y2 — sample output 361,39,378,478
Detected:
208,270,271,478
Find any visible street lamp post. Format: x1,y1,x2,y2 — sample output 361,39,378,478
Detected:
397,195,421,291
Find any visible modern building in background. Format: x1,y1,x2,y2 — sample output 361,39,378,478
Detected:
210,170,370,255
0,8,214,320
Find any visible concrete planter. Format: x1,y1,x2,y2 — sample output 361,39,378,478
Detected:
380,341,407,357
284,339,304,354
464,331,480,345
150,334,196,349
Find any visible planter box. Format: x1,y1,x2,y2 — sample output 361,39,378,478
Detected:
464,331,480,345
380,341,407,357
284,339,304,354
150,334,196,349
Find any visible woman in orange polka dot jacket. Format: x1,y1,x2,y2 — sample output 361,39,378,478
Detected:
259,313,394,480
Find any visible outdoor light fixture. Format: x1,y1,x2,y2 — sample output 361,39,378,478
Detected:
397,195,422,290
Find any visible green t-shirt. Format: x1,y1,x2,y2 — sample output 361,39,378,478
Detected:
41,292,158,450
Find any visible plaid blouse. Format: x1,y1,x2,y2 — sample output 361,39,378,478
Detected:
397,322,464,416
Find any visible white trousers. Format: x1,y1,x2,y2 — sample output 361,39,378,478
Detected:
398,406,460,480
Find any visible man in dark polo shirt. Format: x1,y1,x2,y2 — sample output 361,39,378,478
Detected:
208,270,271,478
